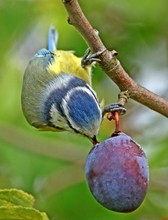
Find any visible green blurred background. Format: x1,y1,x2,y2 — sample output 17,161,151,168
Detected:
0,0,168,219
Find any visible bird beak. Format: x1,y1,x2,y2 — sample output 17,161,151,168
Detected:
88,135,99,145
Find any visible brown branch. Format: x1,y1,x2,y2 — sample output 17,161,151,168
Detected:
62,0,168,118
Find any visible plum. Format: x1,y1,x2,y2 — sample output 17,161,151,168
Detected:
85,132,149,213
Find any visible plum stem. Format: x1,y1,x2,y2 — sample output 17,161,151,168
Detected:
114,111,120,133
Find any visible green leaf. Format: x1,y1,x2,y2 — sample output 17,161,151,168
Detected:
0,189,34,207
0,189,49,220
0,206,49,220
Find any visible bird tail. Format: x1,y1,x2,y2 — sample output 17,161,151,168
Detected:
48,25,59,52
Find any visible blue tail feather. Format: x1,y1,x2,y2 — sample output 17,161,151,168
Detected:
48,25,59,52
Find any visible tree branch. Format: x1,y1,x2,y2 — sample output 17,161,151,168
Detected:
62,0,168,118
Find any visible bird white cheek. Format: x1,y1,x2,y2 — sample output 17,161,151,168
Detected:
50,104,73,132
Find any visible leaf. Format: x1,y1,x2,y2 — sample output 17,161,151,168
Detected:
0,189,49,220
0,189,34,207
0,206,49,220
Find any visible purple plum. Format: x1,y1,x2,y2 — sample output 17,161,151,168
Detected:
85,132,149,212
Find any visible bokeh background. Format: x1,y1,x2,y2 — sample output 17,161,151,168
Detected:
0,0,168,219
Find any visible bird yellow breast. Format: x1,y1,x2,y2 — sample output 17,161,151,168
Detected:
48,50,92,85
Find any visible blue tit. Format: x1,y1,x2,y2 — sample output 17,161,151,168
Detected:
21,25,102,143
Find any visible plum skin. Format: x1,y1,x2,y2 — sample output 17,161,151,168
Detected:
85,132,149,213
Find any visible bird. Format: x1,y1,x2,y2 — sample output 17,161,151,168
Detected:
21,25,103,143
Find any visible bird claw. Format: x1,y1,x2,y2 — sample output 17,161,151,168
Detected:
81,48,105,67
102,103,127,118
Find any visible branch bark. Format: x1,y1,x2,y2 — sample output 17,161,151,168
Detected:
62,0,168,117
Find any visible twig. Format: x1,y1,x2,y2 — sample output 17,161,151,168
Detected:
62,0,168,118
